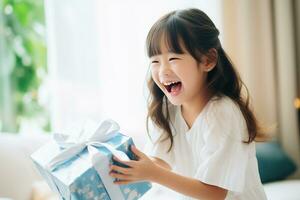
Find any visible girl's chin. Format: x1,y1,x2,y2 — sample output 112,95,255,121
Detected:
166,96,183,106
169,101,182,106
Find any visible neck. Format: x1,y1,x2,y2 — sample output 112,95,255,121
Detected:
181,89,212,129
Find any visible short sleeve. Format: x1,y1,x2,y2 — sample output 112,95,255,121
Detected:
143,122,174,167
194,97,253,193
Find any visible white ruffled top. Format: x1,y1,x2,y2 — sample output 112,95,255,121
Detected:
145,96,267,200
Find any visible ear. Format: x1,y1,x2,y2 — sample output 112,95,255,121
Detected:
201,48,218,72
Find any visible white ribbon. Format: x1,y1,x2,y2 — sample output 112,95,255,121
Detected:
46,119,130,200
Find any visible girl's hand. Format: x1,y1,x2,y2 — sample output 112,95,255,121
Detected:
109,145,159,185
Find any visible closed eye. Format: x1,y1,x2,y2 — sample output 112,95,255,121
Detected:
169,57,180,61
151,60,159,64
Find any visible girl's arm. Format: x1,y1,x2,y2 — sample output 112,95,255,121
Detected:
150,156,172,170
109,145,227,200
151,164,227,200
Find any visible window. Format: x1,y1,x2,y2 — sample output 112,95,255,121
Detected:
45,0,222,147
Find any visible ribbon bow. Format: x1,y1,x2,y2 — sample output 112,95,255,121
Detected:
46,119,130,200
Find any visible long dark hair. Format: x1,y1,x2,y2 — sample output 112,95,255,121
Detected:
146,8,266,151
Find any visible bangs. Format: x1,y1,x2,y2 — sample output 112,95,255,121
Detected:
146,15,187,57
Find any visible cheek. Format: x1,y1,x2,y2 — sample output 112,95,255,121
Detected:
151,68,157,81
176,67,195,82
190,72,206,90
151,68,161,87
180,67,205,88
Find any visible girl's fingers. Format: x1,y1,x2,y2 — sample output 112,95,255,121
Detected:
109,172,132,180
110,164,132,175
131,145,145,158
114,180,134,185
112,156,136,167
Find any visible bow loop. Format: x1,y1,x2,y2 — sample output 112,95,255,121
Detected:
89,119,120,142
47,119,121,171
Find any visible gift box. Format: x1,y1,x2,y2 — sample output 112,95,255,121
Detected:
31,120,152,200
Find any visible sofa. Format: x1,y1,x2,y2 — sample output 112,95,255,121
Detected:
0,133,299,200
0,133,50,200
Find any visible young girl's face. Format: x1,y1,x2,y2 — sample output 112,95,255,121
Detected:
150,41,211,106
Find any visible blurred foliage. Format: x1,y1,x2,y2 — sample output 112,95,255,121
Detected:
0,0,50,132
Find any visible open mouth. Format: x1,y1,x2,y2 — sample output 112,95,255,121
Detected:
163,81,182,93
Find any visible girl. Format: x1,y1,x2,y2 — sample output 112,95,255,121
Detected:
109,8,267,200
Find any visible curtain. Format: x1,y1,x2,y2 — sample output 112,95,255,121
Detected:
273,0,300,176
222,0,300,177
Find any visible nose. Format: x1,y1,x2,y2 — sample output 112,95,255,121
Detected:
159,61,172,77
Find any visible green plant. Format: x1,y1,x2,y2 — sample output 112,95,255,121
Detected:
0,0,50,132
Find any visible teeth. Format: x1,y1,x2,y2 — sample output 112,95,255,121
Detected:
163,81,179,86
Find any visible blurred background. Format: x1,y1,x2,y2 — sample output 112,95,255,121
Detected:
0,0,300,199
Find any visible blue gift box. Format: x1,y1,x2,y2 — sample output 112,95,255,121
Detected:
31,120,152,200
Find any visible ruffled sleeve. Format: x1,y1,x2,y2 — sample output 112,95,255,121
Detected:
194,97,253,193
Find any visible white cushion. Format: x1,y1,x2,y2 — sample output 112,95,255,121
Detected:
31,181,58,200
0,133,49,200
264,180,300,200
